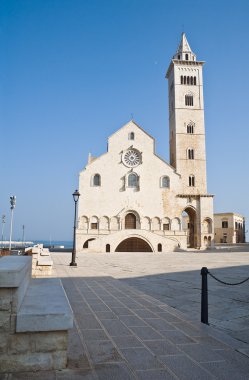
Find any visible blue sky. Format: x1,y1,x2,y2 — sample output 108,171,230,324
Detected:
1,0,249,241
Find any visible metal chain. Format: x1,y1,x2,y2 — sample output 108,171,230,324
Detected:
208,271,249,286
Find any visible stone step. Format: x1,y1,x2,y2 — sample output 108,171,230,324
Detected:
0,256,32,312
16,278,73,333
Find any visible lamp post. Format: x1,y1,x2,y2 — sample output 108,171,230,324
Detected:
22,225,25,249
1,215,6,249
70,190,80,267
9,196,16,251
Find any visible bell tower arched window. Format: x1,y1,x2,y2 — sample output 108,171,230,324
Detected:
187,149,194,160
187,123,194,134
185,95,193,106
189,175,195,187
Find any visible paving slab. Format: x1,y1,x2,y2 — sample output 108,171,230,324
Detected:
4,251,249,379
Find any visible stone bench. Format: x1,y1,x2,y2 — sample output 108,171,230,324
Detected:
0,256,73,373
26,244,53,277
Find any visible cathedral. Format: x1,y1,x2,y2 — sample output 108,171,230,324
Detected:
76,33,214,253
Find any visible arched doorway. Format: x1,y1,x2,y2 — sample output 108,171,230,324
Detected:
115,237,153,252
125,213,136,229
182,207,197,248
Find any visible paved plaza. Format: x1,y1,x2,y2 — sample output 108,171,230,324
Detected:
6,248,249,379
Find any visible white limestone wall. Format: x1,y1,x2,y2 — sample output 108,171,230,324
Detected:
78,121,184,222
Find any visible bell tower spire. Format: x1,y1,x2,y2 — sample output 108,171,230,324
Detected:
174,33,196,62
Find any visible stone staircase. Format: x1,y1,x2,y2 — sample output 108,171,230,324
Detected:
0,256,73,373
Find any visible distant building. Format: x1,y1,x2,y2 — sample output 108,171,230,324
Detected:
76,33,215,253
214,213,246,244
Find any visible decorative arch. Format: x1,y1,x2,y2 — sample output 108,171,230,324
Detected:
110,217,119,231
99,216,109,230
80,216,88,230
90,216,99,230
141,217,150,230
162,217,170,231
171,218,181,231
151,217,160,231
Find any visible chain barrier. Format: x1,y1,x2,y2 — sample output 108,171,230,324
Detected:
200,267,249,325
208,271,249,286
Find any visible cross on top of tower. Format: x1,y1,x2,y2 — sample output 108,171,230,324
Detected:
173,33,196,62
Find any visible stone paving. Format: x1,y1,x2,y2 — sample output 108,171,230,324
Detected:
5,249,249,379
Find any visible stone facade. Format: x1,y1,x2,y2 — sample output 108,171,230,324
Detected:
214,213,246,244
76,33,214,252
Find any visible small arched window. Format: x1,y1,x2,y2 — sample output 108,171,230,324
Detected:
187,149,194,160
128,132,134,140
158,243,162,252
187,76,190,85
93,174,101,186
184,76,186,85
185,54,189,60
128,173,138,188
106,244,110,252
180,75,183,84
194,77,197,85
190,76,193,85
187,123,194,134
185,95,193,106
161,176,170,188
189,175,195,187
178,54,180,60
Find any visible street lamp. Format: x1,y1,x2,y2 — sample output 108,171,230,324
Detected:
9,196,16,251
1,215,6,249
22,225,25,248
70,189,80,267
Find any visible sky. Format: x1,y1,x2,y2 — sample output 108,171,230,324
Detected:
1,0,249,241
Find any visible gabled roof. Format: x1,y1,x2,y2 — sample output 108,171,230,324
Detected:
108,120,155,142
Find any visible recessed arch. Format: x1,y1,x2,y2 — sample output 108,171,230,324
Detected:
182,206,197,248
203,218,212,234
115,237,153,252
125,213,137,229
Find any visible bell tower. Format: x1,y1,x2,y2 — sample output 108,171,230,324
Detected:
166,33,207,194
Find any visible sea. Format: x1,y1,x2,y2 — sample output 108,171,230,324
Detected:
32,240,73,249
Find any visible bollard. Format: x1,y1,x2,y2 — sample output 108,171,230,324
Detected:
201,267,209,325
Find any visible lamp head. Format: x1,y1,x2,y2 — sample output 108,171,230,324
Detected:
72,189,80,203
